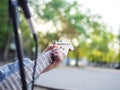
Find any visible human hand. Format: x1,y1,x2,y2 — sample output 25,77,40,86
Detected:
41,45,65,73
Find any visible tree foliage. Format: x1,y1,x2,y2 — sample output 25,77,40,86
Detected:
0,0,119,66
0,0,13,59
29,0,118,65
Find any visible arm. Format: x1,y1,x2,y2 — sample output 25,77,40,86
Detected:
0,45,64,81
0,58,33,82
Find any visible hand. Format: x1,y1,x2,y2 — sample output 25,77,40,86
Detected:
41,45,65,73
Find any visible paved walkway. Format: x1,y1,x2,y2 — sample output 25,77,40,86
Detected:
35,66,120,90
1,61,120,90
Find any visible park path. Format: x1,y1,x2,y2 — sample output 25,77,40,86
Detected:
1,61,120,90
35,66,120,90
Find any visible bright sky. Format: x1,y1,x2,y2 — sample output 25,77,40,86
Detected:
35,0,120,35
76,0,120,35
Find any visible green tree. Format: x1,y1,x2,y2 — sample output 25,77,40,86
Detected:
0,0,13,60
30,0,117,66
116,25,120,68
0,0,117,66
19,14,35,59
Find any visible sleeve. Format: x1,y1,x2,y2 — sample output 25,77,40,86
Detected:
0,58,33,82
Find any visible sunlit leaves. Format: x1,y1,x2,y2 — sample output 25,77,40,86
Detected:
0,0,10,51
29,0,118,64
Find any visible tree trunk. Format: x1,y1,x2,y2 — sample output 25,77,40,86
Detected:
3,19,13,60
3,28,12,60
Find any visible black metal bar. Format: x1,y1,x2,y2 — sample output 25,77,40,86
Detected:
18,0,39,89
9,0,27,90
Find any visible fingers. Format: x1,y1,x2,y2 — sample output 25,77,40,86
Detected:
43,45,57,52
51,48,65,64
52,48,64,56
48,45,57,50
41,47,65,74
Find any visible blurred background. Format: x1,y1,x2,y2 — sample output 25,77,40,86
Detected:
0,0,120,90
